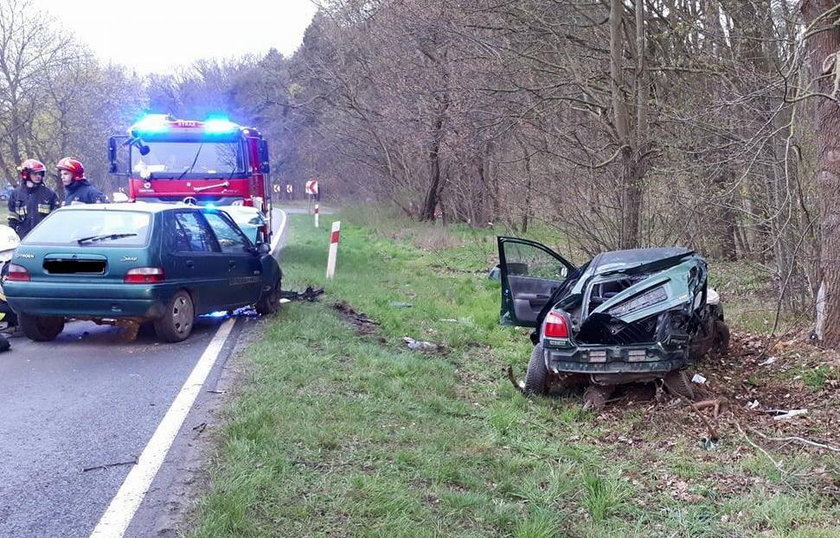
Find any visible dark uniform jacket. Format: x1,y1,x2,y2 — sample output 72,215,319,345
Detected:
63,179,108,206
7,183,60,237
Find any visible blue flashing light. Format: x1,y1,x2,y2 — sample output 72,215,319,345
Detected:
205,311,229,319
204,117,238,134
132,113,170,134
205,203,217,209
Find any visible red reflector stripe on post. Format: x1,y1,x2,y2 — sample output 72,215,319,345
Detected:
330,231,340,243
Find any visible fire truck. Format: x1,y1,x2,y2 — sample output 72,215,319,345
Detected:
108,114,272,242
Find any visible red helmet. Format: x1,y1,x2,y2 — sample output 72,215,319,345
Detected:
57,157,85,180
19,159,46,180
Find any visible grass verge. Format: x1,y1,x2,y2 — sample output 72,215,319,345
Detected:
189,211,840,537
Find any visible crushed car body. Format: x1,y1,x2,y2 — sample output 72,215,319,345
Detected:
497,237,729,396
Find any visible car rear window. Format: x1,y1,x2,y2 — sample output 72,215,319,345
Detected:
24,210,152,247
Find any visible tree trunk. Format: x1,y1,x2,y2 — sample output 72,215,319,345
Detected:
420,114,445,221
802,1,840,346
621,149,643,249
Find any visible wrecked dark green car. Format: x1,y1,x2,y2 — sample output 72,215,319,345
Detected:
498,237,729,406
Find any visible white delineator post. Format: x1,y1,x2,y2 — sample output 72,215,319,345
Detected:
326,221,340,279
314,203,320,228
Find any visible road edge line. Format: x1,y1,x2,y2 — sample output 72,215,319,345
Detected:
270,209,288,255
90,318,236,538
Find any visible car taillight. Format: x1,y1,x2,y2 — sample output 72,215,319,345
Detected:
124,267,165,283
6,263,30,282
543,311,569,338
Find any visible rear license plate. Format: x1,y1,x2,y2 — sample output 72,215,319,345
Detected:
43,259,107,275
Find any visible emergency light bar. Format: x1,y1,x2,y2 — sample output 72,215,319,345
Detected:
130,114,240,136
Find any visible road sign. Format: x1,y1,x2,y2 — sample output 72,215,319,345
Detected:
272,184,280,193
305,180,319,195
286,184,293,194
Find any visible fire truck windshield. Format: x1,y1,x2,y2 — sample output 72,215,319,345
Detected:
131,141,245,179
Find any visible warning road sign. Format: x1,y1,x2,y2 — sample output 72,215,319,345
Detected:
305,180,319,195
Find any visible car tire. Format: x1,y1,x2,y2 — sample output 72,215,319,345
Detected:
19,313,64,342
255,278,282,316
582,384,614,411
524,344,549,395
713,320,730,353
154,290,195,343
663,370,695,400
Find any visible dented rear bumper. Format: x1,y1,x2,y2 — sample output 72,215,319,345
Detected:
543,340,689,375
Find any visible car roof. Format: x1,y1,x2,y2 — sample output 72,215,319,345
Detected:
588,247,695,274
57,202,203,214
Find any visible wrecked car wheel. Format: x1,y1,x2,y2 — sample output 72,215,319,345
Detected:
663,370,695,400
524,344,549,395
713,320,730,353
582,384,614,411
256,278,282,316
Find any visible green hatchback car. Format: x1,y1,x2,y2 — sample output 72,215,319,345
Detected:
4,204,282,342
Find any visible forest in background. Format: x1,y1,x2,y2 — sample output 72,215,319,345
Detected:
3,0,840,345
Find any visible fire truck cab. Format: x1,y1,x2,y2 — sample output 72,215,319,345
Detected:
109,114,272,242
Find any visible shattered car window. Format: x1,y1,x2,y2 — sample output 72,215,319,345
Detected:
505,243,568,280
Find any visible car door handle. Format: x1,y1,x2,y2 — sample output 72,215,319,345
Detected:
186,260,195,268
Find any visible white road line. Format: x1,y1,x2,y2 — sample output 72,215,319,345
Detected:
270,209,288,255
90,318,236,538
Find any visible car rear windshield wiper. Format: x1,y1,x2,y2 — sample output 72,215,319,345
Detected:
76,233,138,244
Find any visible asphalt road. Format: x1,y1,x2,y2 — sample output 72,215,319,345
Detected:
0,208,288,538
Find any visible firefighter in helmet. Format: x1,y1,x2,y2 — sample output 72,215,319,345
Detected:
57,158,108,205
7,159,59,237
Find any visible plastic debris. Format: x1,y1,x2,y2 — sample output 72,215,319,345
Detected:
772,409,808,420
403,336,440,352
691,373,707,384
747,400,760,410
699,436,719,451
759,357,776,366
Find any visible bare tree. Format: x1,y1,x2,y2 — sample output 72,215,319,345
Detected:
801,0,840,345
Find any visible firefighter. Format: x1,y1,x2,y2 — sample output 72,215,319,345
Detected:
56,158,108,205
7,159,59,237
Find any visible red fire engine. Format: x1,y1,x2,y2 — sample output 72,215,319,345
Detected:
109,114,272,241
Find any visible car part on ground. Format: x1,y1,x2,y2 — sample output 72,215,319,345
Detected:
280,286,324,302
498,237,730,408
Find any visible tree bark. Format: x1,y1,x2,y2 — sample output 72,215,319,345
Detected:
420,112,445,221
802,0,840,345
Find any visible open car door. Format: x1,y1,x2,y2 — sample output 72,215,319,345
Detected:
497,237,577,327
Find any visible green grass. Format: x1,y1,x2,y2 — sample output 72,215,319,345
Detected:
189,210,840,537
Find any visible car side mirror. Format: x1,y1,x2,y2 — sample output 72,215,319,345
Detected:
109,136,130,175
257,242,271,255
259,139,270,174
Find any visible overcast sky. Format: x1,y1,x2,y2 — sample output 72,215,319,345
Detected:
30,0,318,74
